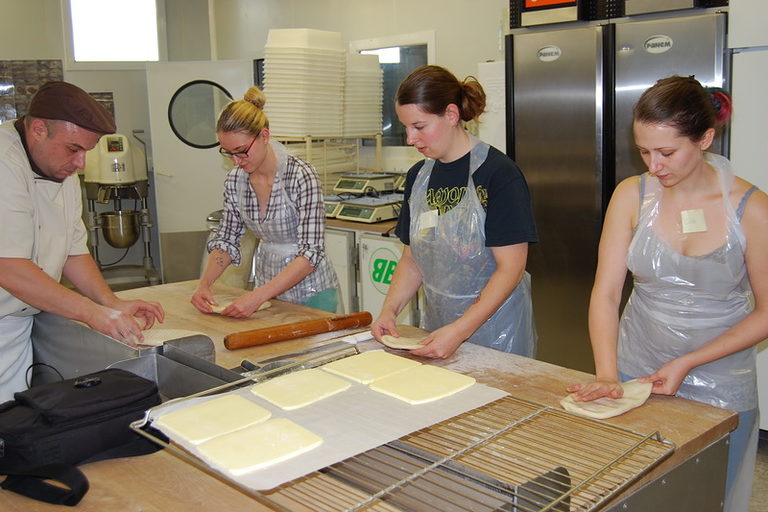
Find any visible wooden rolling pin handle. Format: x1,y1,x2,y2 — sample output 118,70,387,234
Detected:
224,311,373,350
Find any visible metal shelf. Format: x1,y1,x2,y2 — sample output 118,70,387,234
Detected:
276,135,383,194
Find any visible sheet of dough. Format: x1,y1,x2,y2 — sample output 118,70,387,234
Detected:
197,418,322,476
138,328,206,347
210,298,272,315
369,364,476,405
153,395,271,444
380,334,427,350
321,350,421,384
250,369,351,410
560,379,653,419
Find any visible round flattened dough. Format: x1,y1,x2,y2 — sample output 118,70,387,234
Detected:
380,334,426,350
560,379,653,419
139,328,205,346
210,300,272,315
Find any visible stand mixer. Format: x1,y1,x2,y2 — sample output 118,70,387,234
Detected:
83,132,159,287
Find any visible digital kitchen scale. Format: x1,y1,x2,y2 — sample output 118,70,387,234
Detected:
335,193,404,223
333,172,397,194
323,194,345,218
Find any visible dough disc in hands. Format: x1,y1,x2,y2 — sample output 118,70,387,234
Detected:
210,300,272,315
560,379,653,419
380,334,427,350
138,329,206,347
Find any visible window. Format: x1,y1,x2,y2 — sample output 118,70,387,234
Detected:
65,0,161,64
350,32,435,146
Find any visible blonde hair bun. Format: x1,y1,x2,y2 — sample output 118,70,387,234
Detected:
243,86,266,110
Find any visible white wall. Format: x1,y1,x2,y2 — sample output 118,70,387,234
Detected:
211,0,508,80
166,0,213,61
211,0,287,60
0,0,64,59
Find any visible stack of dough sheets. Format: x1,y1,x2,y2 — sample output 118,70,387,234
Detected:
151,350,481,482
250,368,351,410
152,395,271,444
321,350,421,384
197,418,323,476
369,364,476,405
153,395,324,477
321,350,476,404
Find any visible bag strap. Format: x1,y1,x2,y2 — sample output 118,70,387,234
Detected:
1,464,88,506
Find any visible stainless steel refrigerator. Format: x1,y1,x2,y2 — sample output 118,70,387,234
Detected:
506,11,728,372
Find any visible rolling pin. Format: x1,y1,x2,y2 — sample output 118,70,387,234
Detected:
224,311,373,350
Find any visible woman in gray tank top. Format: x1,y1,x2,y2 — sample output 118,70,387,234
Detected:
568,76,768,512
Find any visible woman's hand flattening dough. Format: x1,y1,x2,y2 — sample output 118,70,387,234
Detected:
566,379,624,402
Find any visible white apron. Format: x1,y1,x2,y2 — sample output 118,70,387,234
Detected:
408,136,536,356
0,176,75,402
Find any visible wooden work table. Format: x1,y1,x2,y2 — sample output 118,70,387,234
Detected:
0,280,736,511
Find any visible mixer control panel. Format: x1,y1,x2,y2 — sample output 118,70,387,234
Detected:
106,136,125,152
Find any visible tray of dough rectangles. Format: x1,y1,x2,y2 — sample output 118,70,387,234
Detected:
132,348,674,511
133,349,507,490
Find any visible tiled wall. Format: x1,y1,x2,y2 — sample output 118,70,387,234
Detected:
0,59,115,123
0,60,64,123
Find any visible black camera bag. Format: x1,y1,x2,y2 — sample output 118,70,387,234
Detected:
0,368,163,506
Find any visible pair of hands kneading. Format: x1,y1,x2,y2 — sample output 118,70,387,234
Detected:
561,379,653,419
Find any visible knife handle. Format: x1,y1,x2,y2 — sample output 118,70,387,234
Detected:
224,312,373,350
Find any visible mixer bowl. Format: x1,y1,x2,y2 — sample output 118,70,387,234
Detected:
101,211,140,248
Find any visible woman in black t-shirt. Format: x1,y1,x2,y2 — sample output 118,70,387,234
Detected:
371,65,538,359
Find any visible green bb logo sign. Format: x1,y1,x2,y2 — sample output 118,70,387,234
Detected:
368,247,398,295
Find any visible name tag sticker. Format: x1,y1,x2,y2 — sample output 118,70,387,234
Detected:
419,209,438,230
681,209,707,234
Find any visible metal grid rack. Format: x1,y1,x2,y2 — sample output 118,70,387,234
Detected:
131,343,674,512
253,396,674,512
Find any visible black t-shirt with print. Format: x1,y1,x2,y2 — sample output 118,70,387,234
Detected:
395,146,538,246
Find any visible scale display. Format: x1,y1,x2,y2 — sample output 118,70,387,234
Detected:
324,194,347,218
333,173,397,194
324,201,343,218
335,193,404,223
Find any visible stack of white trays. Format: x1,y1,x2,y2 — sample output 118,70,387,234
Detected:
343,53,383,137
263,29,345,138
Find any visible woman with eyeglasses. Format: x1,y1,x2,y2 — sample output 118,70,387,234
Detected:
191,86,340,315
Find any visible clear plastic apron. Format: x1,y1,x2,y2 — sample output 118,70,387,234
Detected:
619,153,756,412
235,140,338,305
408,136,536,356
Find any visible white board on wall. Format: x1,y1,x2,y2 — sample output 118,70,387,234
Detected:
730,51,768,190
728,0,768,48
477,61,506,154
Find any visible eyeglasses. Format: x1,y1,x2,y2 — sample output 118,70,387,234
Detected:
219,136,258,159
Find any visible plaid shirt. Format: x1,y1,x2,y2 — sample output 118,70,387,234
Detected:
208,153,327,269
